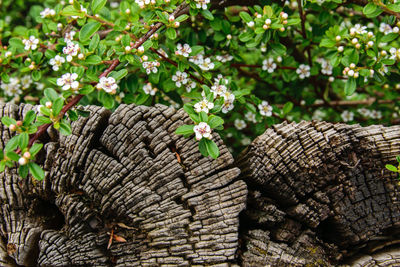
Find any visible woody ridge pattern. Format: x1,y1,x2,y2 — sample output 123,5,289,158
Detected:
237,120,400,266
0,103,246,266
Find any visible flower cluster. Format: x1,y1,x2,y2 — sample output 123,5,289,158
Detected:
57,73,79,91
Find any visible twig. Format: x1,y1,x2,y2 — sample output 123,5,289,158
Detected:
296,0,313,67
150,48,204,84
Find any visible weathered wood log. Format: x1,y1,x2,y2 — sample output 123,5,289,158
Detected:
1,103,400,266
236,120,400,266
0,103,247,266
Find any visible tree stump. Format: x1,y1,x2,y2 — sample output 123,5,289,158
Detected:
236,120,400,266
0,103,247,266
1,103,400,266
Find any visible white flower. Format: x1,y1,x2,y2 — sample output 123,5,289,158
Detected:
296,64,311,79
320,61,333,75
96,77,118,94
194,0,210,9
210,84,227,98
247,21,255,27
21,75,32,89
175,43,192,57
262,58,277,73
358,108,371,117
258,101,273,116
312,109,325,120
40,8,56,18
157,48,169,58
57,73,79,91
215,54,233,62
143,83,157,95
64,31,76,42
222,91,235,102
370,110,382,119
189,53,204,65
234,119,246,130
194,98,214,113
193,122,212,141
350,24,367,35
5,51,12,58
1,77,21,97
142,61,160,74
110,2,119,8
198,57,214,71
379,22,393,34
172,71,188,87
35,82,45,90
63,42,80,62
221,100,234,113
22,36,39,51
390,47,400,60
185,81,196,92
241,137,251,146
49,55,65,71
245,112,257,123
341,110,354,122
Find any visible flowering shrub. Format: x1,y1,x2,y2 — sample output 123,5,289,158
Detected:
1,0,400,180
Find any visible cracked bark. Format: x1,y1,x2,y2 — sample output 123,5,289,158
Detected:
0,103,399,266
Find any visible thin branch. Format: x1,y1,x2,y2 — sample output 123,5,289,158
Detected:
297,0,313,67
150,48,204,84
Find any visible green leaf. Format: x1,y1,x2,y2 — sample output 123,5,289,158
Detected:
8,38,24,49
363,3,377,15
29,143,43,156
201,10,214,20
0,162,5,172
109,69,128,80
204,139,219,159
166,28,176,40
91,0,107,14
19,165,29,178
397,155,400,163
61,5,83,17
344,78,357,96
198,138,209,157
59,122,72,135
102,93,115,109
32,70,41,82
44,88,59,102
36,116,50,126
67,110,79,121
28,162,45,180
381,33,398,43
89,33,100,51
24,110,36,125
208,115,224,128
320,38,336,48
387,3,400,12
19,132,29,150
79,21,102,42
52,98,64,116
199,111,208,122
239,11,252,23
283,102,293,115
79,85,95,95
5,135,20,152
270,43,287,56
176,14,189,23
86,55,102,65
175,124,194,135
77,109,90,117
6,151,20,161
386,164,398,172
1,116,16,127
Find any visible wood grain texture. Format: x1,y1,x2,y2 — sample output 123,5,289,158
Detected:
237,120,400,266
0,103,246,266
